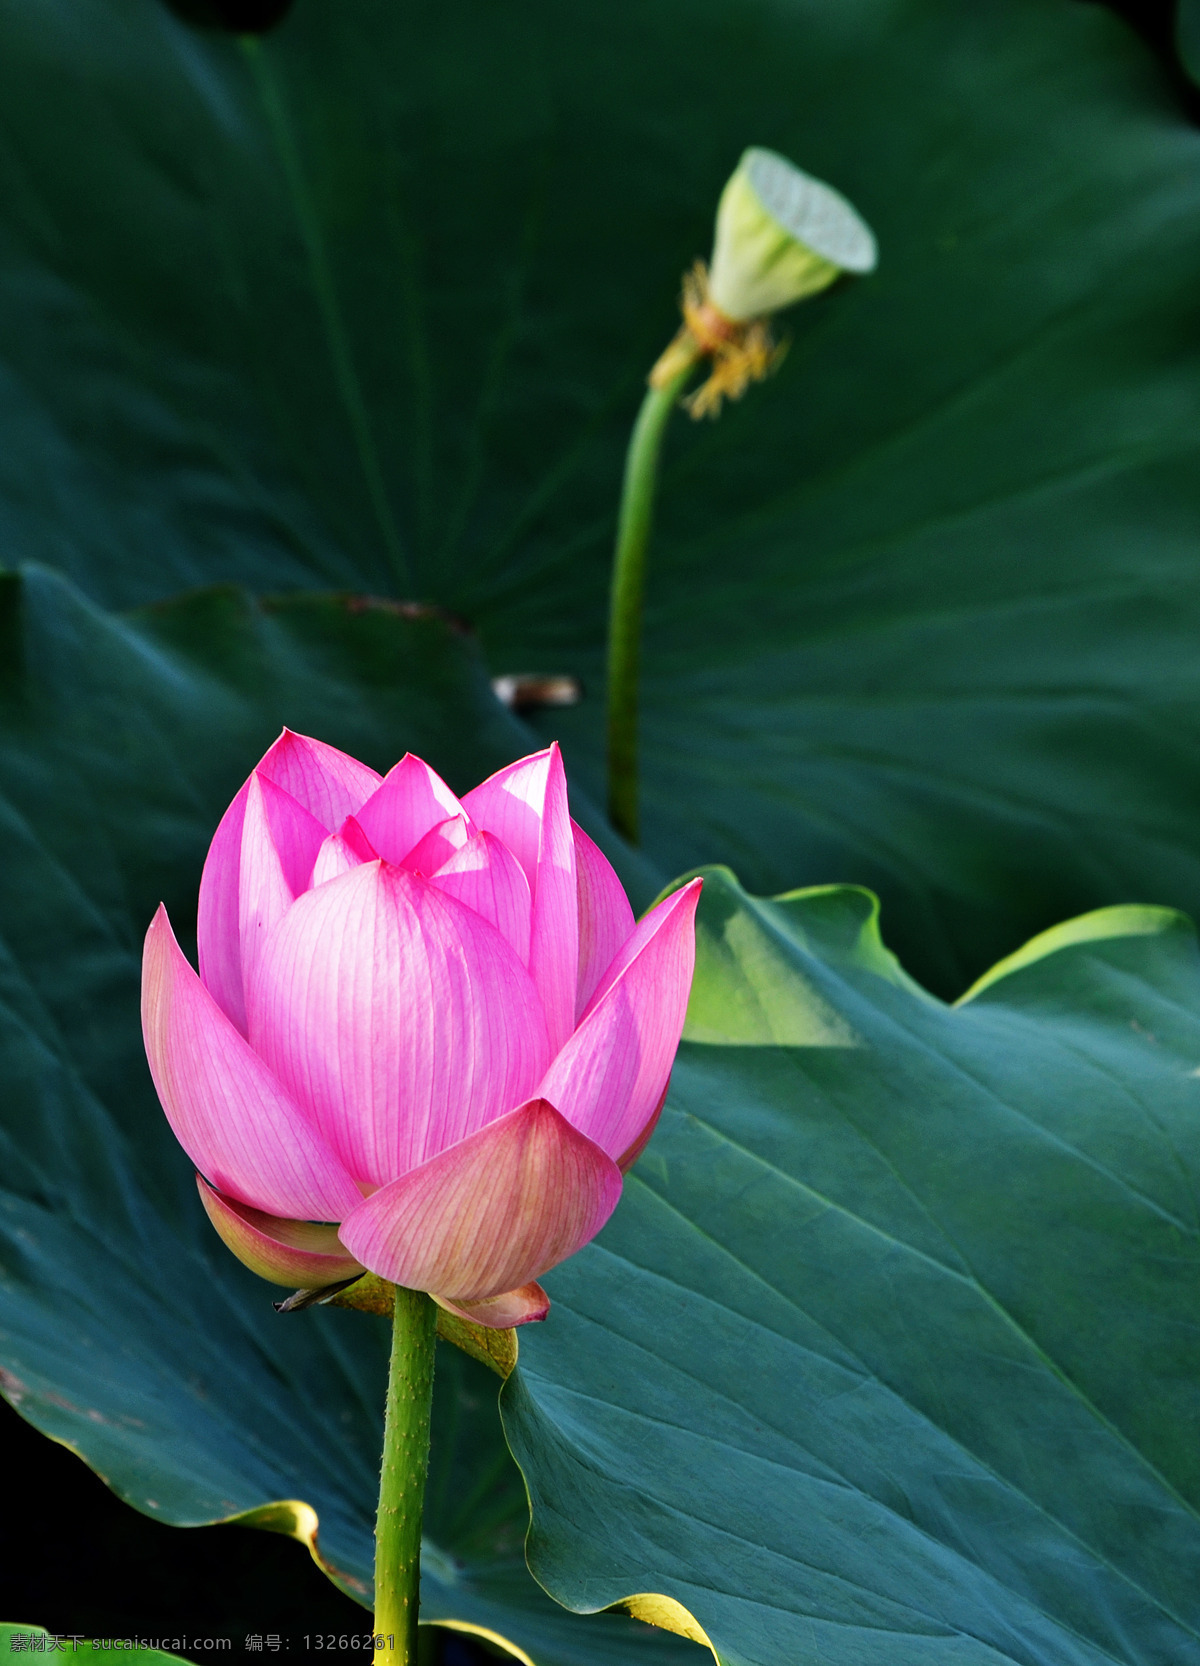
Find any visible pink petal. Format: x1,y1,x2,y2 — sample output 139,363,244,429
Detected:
142,907,363,1221
433,1283,549,1330
197,1176,364,1288
258,730,381,830
536,879,702,1163
402,813,472,876
238,774,327,994
463,745,578,1053
197,776,253,1032
616,1082,670,1174
338,1097,621,1304
196,733,380,1032
354,754,464,867
572,820,636,1018
310,815,379,888
312,833,361,887
430,832,533,965
248,862,551,1189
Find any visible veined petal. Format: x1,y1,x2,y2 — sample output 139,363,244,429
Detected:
572,820,635,1018
433,1283,549,1330
583,877,702,1019
311,815,378,888
197,776,253,1032
338,1098,621,1306
238,774,327,994
431,832,532,965
463,745,578,1053
537,879,702,1162
250,773,328,895
249,862,551,1189
355,754,463,867
197,1176,363,1288
616,1082,670,1174
258,730,381,830
460,750,549,881
403,813,472,876
142,907,362,1221
196,733,379,1032
313,832,362,888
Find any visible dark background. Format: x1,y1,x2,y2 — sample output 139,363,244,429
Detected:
0,0,1194,1656
1,1392,495,1661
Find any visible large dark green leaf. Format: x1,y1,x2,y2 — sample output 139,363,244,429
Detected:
502,869,1200,1666
1,0,1199,991
0,563,688,1664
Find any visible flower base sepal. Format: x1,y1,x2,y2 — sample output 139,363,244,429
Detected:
272,1277,365,1313
197,1175,364,1287
429,1302,520,1380
273,1270,521,1378
432,1284,549,1329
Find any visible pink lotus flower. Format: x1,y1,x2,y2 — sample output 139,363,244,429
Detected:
141,733,700,1329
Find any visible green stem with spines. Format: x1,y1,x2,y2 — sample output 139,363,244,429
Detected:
606,349,701,843
374,1285,437,1664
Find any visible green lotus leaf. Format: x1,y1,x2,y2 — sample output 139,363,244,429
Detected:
500,868,1200,1664
0,1624,187,1663
0,0,1198,990
0,564,688,1665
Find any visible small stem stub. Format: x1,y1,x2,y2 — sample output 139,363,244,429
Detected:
374,1285,437,1665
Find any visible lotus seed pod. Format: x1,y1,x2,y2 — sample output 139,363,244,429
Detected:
707,147,877,323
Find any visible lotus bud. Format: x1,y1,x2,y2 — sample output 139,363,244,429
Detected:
142,731,701,1330
651,147,876,418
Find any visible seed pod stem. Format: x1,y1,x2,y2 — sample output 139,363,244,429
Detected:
604,150,874,845
606,348,702,843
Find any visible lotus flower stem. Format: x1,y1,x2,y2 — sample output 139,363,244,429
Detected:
374,1284,437,1663
606,350,701,842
